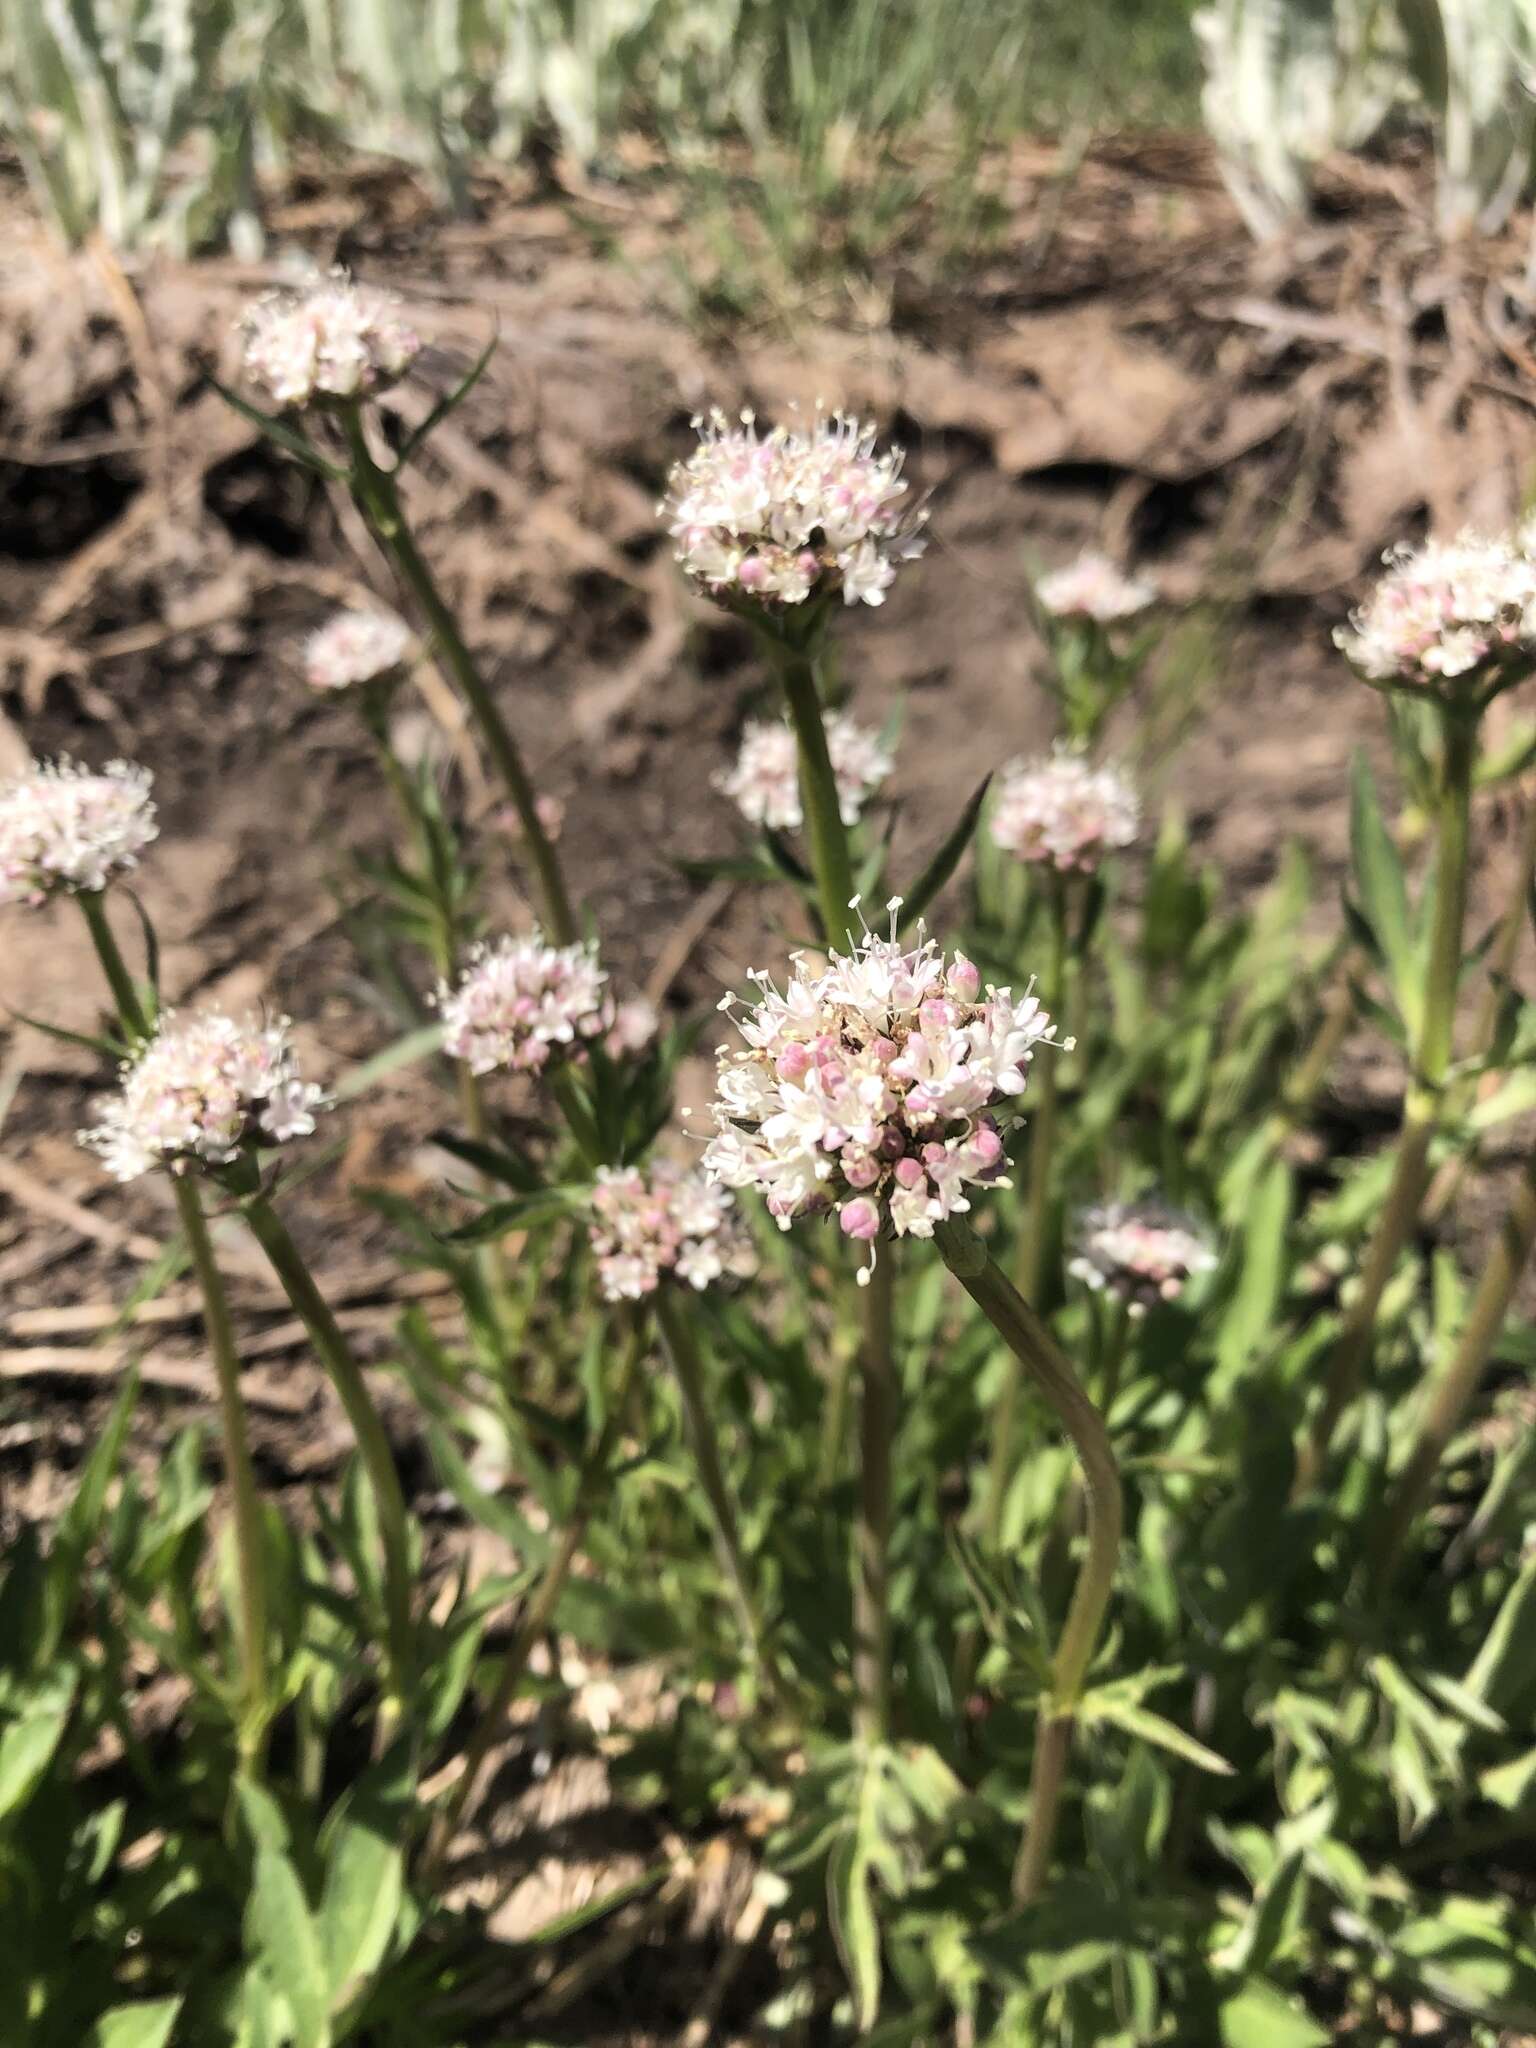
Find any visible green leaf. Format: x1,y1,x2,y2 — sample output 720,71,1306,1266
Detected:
1218,1980,1329,2048
207,375,347,478
1082,1694,1234,1775
441,1187,583,1243
332,1024,444,1102
45,1366,139,1659
1347,751,1413,1004
246,1842,332,2048
86,1999,183,2048
319,1751,410,2004
396,326,499,467
0,1665,76,1821
897,775,991,934
827,1830,882,2032
7,1006,125,1061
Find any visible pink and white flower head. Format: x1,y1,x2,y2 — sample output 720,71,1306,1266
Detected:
241,274,421,410
80,1010,326,1182
588,1161,757,1303
606,996,660,1059
1036,551,1155,625
703,901,1068,1283
991,745,1139,877
437,932,613,1077
661,407,927,611
716,713,894,831
1068,1197,1216,1318
0,758,157,907
1334,530,1536,700
303,608,413,692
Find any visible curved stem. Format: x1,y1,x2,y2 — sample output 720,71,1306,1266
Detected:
935,1218,1122,1905
1296,707,1476,1494
1371,1152,1536,1596
773,638,858,952
241,1191,415,1708
340,410,576,945
77,890,148,1043
421,1316,644,1880
173,1177,269,1766
852,1248,896,1742
653,1288,770,1687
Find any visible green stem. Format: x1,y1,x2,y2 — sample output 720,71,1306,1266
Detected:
653,1288,770,1687
241,1191,415,1707
1296,707,1476,1494
1370,1151,1536,1595
935,1218,1122,1905
773,636,859,952
174,1177,269,1766
852,1250,896,1742
340,410,576,945
77,890,148,1043
422,1318,643,1880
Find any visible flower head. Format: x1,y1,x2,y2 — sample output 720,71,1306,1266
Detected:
303,608,413,692
588,1161,757,1302
0,758,157,907
1036,551,1155,624
241,275,421,410
991,745,1139,876
437,933,613,1077
661,407,926,611
1068,1197,1216,1317
703,904,1066,1280
606,995,659,1059
80,1010,326,1181
1334,531,1536,699
716,713,894,831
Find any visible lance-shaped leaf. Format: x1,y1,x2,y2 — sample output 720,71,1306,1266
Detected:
897,774,990,935
396,327,498,468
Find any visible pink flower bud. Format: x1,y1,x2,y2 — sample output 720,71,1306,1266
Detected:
776,1042,812,1081
949,955,980,1002
893,1157,925,1191
839,1197,881,1241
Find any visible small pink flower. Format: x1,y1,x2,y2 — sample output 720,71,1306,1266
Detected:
839,1197,881,1241
0,757,156,907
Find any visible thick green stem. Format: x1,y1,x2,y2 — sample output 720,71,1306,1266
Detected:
78,890,148,1043
935,1219,1122,1905
1296,708,1476,1494
341,411,576,945
653,1288,769,1684
1371,1153,1536,1595
774,639,859,952
852,1250,896,1742
241,1192,415,1706
422,1319,643,1878
174,1178,269,1763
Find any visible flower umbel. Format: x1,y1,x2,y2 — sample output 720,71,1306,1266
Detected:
716,713,894,831
1068,1198,1216,1317
662,407,926,611
81,1011,326,1182
1334,530,1536,700
703,905,1066,1280
589,1162,757,1302
437,933,613,1076
0,758,157,907
1036,551,1155,624
991,746,1139,876
303,608,413,692
242,275,421,410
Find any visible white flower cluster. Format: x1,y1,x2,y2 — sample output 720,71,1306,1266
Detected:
588,1162,757,1302
1334,531,1536,696
0,758,157,907
303,609,413,692
662,408,926,610
703,908,1065,1279
716,713,894,831
606,996,659,1059
1069,1198,1216,1317
1036,551,1155,624
81,1011,326,1182
437,933,613,1077
242,276,421,410
990,746,1139,876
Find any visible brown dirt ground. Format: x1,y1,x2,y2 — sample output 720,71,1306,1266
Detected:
6,133,1536,2040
